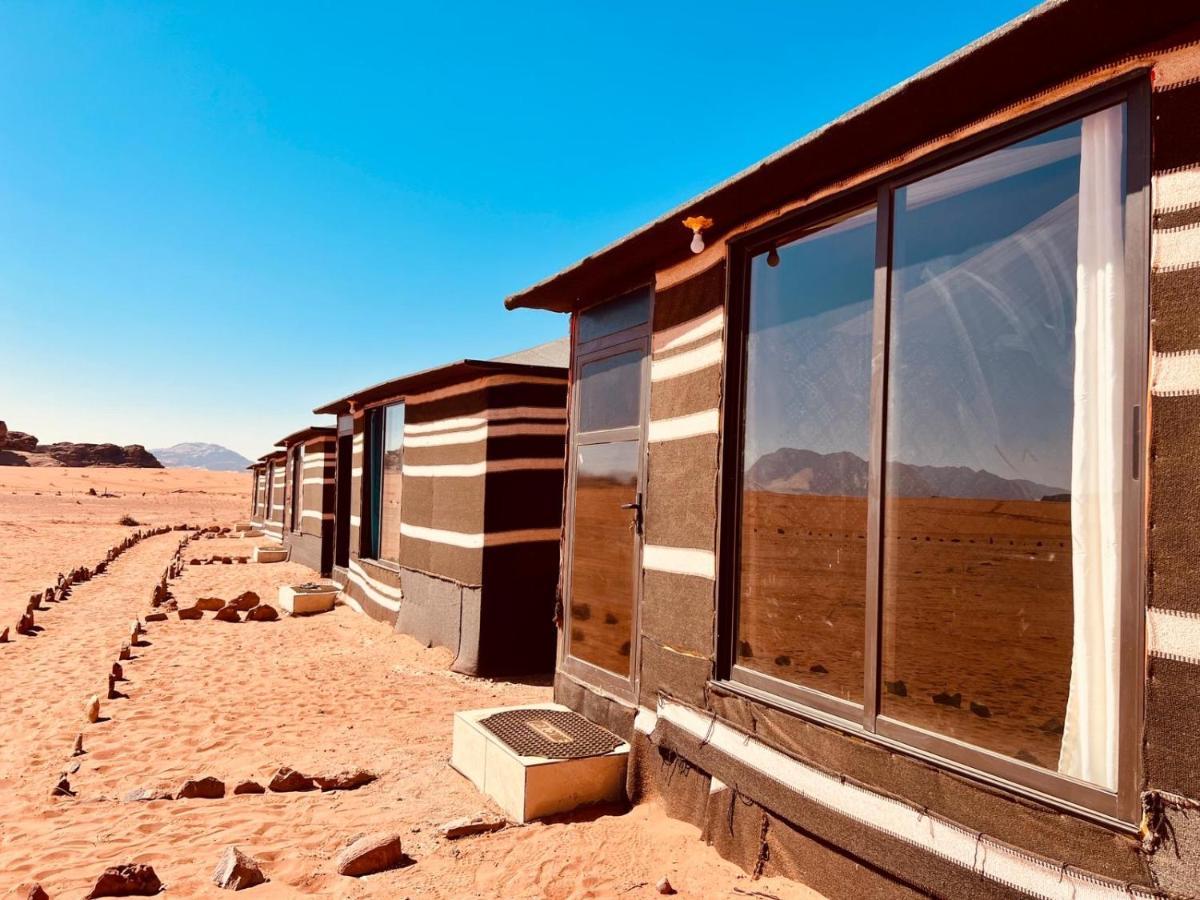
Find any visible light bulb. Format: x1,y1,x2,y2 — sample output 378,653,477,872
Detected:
767,247,780,267
690,232,705,254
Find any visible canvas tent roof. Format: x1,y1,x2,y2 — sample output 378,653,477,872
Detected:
504,0,1199,313
274,425,336,448
312,338,567,416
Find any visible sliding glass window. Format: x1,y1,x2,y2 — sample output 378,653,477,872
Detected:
726,91,1144,818
365,403,405,564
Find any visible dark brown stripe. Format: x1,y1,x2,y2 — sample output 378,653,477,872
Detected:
400,475,484,533
1153,79,1200,174
649,365,721,422
403,442,486,467
644,435,719,550
1144,655,1200,799
1148,393,1200,615
654,261,726,331
399,536,482,585
482,468,564,532
1155,204,1200,230
641,570,714,656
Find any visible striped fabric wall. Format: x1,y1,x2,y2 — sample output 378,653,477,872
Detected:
264,460,285,541
348,412,365,557
637,261,725,705
299,436,336,537
399,374,567,586
249,466,266,525
1144,43,1200,807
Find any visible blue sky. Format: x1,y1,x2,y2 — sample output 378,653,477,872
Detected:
0,1,1035,461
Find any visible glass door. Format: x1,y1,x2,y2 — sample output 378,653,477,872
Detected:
563,288,651,697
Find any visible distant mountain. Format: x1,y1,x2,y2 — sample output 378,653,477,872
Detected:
152,442,252,472
746,447,1066,501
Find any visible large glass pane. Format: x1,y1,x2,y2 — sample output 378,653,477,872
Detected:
377,402,405,564
579,287,651,343
736,207,876,703
569,441,638,675
578,351,642,433
881,109,1126,787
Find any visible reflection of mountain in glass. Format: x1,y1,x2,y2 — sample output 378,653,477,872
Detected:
746,447,1067,501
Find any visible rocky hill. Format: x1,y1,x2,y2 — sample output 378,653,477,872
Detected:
151,442,252,472
0,421,162,468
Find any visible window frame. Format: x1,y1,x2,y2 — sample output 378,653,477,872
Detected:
715,73,1150,827
289,444,304,533
360,401,405,569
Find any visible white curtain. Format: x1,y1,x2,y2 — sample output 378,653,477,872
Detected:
1058,105,1125,790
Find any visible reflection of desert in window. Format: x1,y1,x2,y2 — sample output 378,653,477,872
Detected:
738,447,1072,771
378,447,404,562
569,446,637,676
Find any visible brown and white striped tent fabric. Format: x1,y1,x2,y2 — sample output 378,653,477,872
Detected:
274,425,337,574
314,344,568,675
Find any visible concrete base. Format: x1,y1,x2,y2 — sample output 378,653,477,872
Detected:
278,584,338,616
254,546,287,563
450,703,628,823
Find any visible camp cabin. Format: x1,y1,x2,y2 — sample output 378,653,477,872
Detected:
274,425,337,574
248,460,267,532
314,340,569,676
504,4,1200,896
258,450,287,544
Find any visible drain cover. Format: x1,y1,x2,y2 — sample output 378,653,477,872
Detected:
478,708,624,759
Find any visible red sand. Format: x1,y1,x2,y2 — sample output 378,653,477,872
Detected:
0,467,822,899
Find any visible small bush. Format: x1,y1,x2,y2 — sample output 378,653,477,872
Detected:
118,514,140,527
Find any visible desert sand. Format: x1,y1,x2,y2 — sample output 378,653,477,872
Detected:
0,467,820,899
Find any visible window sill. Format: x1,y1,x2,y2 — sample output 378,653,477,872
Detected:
708,677,1136,834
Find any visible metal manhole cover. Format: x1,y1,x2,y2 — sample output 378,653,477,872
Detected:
479,708,623,759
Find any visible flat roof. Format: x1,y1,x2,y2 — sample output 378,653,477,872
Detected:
313,355,566,416
274,425,336,448
505,0,1197,313
257,450,286,463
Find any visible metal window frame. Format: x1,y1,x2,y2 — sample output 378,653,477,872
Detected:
714,72,1151,828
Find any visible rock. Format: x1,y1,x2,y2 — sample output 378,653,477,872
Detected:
267,766,314,793
214,607,241,623
195,596,225,611
232,591,260,610
123,787,172,802
144,612,167,622
51,774,72,797
232,780,265,795
107,674,121,700
245,604,279,622
212,845,266,891
119,642,132,660
26,884,49,900
313,769,377,792
73,733,85,756
0,626,8,643
85,695,100,723
335,832,407,877
438,814,506,839
85,863,162,897
656,876,677,895
176,776,225,799
39,442,162,469
177,607,203,621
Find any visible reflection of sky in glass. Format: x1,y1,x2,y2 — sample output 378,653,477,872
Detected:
888,120,1083,492
744,207,876,470
383,401,405,463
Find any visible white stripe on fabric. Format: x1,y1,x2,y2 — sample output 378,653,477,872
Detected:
402,457,562,478
657,698,1155,900
647,409,720,443
399,522,560,549
403,425,488,447
650,339,723,382
653,308,723,354
1148,608,1200,664
1153,223,1200,271
1151,350,1200,397
1153,164,1200,213
642,545,715,579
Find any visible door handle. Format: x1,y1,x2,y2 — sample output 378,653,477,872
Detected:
620,493,643,535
